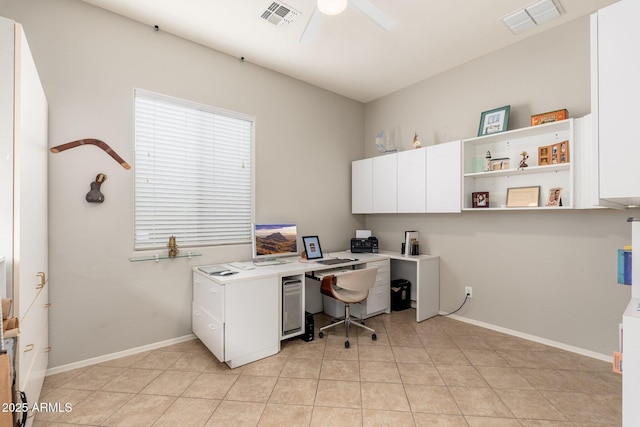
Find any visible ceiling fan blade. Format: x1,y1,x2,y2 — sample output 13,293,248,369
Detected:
349,0,397,31
299,6,324,43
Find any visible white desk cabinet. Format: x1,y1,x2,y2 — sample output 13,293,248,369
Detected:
591,0,640,207
192,271,279,369
193,252,438,368
324,259,391,319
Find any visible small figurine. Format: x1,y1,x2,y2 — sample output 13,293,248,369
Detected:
519,151,529,169
485,151,492,172
412,133,422,149
167,235,179,257
86,173,106,203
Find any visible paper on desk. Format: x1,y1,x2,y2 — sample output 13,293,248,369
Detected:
356,230,372,238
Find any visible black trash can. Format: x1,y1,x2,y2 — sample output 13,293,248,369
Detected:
390,279,411,311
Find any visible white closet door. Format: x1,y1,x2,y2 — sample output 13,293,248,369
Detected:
13,23,49,424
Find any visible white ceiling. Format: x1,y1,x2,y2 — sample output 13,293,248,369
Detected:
79,0,617,103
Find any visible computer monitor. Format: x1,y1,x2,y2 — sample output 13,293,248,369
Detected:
252,223,298,262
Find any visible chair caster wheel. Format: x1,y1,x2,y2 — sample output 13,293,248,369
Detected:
344,340,350,348
319,331,324,339
372,333,377,341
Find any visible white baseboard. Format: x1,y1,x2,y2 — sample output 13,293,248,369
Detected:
46,334,197,376
443,313,613,363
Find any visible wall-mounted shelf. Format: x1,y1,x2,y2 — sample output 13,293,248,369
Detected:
462,119,574,210
129,252,202,262
464,163,570,179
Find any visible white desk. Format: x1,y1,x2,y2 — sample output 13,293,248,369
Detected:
192,250,439,368
378,250,440,322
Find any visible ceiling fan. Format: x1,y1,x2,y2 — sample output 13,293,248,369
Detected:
300,0,397,43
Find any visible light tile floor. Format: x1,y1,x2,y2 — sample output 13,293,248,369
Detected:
34,310,621,426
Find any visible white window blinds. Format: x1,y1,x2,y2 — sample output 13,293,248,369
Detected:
134,89,254,250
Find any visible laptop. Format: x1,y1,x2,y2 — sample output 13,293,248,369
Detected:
302,235,356,265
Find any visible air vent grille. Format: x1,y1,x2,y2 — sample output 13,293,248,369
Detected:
261,1,299,27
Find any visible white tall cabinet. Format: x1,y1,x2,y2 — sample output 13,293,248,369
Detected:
591,0,640,207
0,17,49,425
592,1,640,424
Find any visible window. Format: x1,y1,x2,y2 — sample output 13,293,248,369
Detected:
134,89,254,250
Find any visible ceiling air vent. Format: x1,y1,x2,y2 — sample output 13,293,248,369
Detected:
261,1,300,27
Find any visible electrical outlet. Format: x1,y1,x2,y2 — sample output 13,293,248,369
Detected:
465,286,473,298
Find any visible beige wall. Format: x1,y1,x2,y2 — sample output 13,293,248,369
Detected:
1,0,630,368
0,0,365,368
364,16,633,357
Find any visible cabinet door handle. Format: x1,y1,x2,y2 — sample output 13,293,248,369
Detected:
193,310,200,316
208,324,217,330
24,344,34,352
209,288,217,293
36,272,47,289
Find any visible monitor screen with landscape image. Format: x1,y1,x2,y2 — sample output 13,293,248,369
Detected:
252,223,298,261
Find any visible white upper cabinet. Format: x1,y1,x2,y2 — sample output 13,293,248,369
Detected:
372,154,398,213
426,140,461,213
397,148,426,213
592,0,640,207
352,141,463,215
352,158,373,214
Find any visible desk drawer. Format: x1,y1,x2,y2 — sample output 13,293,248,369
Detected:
375,271,389,287
367,259,390,274
193,273,225,321
350,283,389,318
365,283,389,314
192,302,224,362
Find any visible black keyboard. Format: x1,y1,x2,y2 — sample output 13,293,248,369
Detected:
317,258,350,265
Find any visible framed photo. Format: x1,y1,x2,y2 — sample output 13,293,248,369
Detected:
472,191,489,208
478,105,510,136
538,146,550,165
546,187,563,206
506,186,540,208
490,157,509,171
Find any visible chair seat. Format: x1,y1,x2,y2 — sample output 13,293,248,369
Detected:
330,288,369,304
318,267,379,348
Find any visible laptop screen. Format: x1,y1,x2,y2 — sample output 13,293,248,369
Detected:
302,235,323,260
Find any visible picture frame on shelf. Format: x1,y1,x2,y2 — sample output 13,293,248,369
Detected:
538,140,569,165
478,105,510,136
490,157,510,171
506,186,540,208
559,140,569,163
472,192,489,208
546,187,563,206
538,146,550,165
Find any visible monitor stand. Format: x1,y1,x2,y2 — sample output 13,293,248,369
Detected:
254,257,292,267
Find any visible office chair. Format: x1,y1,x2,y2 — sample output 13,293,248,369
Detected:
318,266,378,348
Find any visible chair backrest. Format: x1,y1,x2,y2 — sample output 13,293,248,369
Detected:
333,266,378,292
